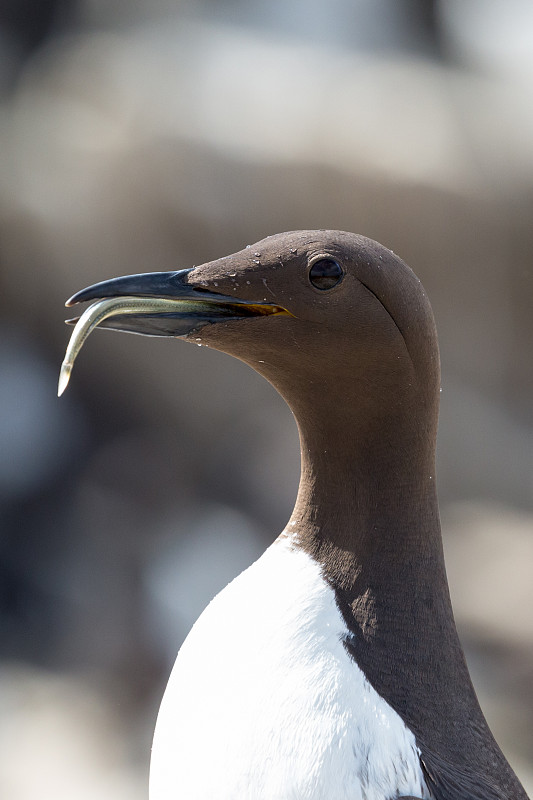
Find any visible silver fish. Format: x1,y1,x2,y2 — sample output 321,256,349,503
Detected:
58,296,209,396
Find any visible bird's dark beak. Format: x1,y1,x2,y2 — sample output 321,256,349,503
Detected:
65,268,288,337
59,268,289,395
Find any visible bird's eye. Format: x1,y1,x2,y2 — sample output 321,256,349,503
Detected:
309,258,343,290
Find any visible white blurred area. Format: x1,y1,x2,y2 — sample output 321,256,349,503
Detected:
1,1,533,796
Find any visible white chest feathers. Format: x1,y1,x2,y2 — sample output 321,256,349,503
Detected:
149,537,431,800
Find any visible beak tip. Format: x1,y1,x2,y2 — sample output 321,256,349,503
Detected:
65,293,80,307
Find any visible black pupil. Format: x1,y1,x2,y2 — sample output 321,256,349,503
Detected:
309,258,343,290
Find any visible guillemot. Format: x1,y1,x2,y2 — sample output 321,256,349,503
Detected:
60,231,529,800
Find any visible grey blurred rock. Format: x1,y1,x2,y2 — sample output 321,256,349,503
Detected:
0,665,146,800
442,502,533,787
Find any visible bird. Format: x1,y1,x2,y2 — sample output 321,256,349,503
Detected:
61,230,530,800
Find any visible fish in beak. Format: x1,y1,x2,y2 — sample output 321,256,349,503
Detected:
58,267,290,396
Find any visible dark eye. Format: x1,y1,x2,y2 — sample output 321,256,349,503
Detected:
309,258,343,290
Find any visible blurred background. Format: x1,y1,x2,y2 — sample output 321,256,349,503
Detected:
1,0,532,796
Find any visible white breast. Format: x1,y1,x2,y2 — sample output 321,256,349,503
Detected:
149,536,431,800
